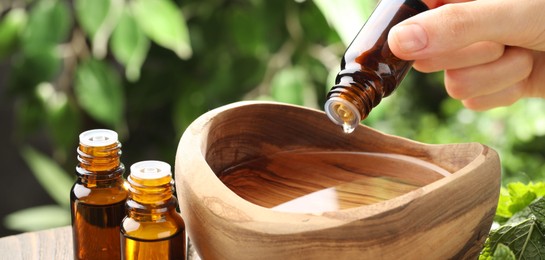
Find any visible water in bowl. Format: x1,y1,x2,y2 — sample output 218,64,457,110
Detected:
219,151,449,214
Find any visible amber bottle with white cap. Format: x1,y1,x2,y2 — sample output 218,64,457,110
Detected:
121,160,186,260
325,0,428,133
70,129,128,259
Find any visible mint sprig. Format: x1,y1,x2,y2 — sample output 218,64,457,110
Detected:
480,182,545,259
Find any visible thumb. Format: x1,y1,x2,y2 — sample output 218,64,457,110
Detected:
388,0,545,60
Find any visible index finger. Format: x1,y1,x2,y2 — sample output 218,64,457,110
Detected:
388,0,535,60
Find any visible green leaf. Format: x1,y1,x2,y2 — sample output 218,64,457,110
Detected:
313,0,377,46
22,0,70,53
496,187,514,220
528,182,545,197
14,96,46,136
496,182,544,220
8,45,62,96
270,67,309,106
529,197,545,231
484,196,545,259
0,8,27,59
75,0,123,58
74,0,110,38
111,9,150,81
20,147,73,208
483,217,545,259
74,58,124,127
227,7,266,57
131,0,192,59
493,244,516,260
508,190,537,215
4,205,70,232
35,82,81,154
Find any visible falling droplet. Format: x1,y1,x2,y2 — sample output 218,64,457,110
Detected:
342,123,355,134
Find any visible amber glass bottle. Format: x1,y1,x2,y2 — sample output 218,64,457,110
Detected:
121,160,186,260
70,129,128,260
325,0,428,133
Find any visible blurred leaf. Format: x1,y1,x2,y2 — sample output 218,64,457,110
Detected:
36,82,81,154
0,8,27,59
227,7,266,57
74,0,110,39
271,67,308,105
74,58,124,128
503,182,544,216
75,0,123,58
496,182,545,221
14,96,46,136
20,147,73,208
111,9,150,81
4,205,70,232
47,101,80,156
496,187,513,221
16,47,62,90
131,0,192,59
22,0,70,53
313,0,376,46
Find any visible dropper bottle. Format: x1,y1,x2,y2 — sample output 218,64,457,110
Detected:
121,160,186,260
70,129,127,260
324,0,428,133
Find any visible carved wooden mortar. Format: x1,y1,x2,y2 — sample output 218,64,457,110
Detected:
175,101,501,259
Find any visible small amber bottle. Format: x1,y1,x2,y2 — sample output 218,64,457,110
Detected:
121,160,186,260
325,0,428,133
70,129,128,260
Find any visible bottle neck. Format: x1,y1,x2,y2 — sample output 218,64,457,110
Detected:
76,167,125,188
76,141,124,186
126,174,177,220
77,142,122,172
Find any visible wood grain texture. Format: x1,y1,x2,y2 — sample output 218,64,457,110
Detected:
0,226,200,260
0,226,72,260
175,101,501,260
219,151,446,211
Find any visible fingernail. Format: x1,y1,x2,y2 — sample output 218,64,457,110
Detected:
391,24,428,53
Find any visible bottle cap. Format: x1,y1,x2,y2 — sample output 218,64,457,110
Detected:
130,160,172,180
324,97,361,134
79,129,118,147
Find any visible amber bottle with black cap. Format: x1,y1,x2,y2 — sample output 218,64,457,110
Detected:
325,0,429,133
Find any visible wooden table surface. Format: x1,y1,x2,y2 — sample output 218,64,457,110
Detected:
0,226,199,259
0,226,72,259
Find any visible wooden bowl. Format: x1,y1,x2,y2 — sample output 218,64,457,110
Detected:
175,101,501,259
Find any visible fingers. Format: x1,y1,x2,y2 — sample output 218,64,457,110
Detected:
412,41,505,72
443,47,534,110
461,83,524,111
444,47,533,100
384,0,545,111
388,0,545,60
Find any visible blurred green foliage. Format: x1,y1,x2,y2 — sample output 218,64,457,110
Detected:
1,0,544,233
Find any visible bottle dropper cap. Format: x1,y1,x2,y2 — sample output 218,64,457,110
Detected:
79,129,118,147
324,97,361,134
130,160,172,180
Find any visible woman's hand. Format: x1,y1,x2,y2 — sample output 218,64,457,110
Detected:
388,0,545,110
